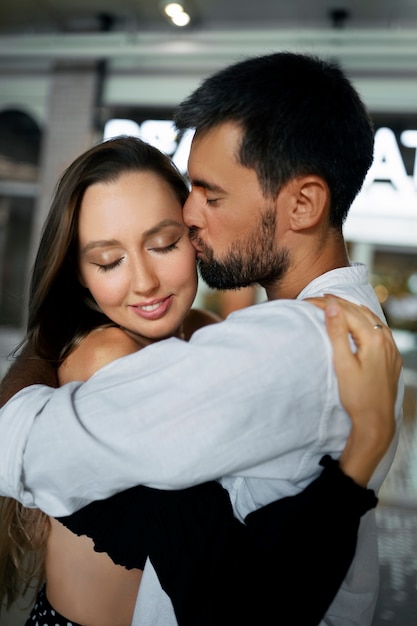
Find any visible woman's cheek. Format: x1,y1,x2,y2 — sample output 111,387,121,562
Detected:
88,274,125,308
176,254,198,289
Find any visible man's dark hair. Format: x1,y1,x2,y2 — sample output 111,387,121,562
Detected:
175,52,374,227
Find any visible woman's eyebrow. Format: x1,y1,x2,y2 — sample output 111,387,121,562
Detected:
142,219,184,238
81,239,119,253
81,220,184,253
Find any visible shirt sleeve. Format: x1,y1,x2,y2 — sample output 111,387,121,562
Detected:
0,303,343,516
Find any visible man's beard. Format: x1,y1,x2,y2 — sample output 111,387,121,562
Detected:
193,207,291,290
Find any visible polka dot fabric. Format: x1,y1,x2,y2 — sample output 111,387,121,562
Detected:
25,585,81,626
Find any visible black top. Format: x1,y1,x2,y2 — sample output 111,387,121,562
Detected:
58,455,377,626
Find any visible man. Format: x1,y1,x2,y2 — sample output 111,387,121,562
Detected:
0,53,404,625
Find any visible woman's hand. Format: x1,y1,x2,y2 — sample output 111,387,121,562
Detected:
307,295,402,486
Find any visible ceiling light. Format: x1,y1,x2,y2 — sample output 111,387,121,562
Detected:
161,2,191,27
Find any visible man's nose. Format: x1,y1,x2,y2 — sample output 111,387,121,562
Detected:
183,190,205,229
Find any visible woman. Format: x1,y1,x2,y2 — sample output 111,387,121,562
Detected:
0,136,400,626
0,135,218,626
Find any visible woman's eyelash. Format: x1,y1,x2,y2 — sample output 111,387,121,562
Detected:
152,241,179,253
96,258,124,272
94,240,180,272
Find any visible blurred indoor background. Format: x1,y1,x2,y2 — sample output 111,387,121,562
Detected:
0,1,416,624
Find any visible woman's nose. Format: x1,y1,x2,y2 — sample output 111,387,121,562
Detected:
131,260,160,294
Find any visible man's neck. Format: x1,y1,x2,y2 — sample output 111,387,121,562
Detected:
264,246,350,301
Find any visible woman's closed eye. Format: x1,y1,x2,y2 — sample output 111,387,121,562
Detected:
95,257,125,272
149,240,180,254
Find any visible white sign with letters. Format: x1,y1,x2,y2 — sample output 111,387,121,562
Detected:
346,127,417,247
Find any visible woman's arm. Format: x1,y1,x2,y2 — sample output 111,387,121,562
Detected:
231,297,401,624
309,294,401,485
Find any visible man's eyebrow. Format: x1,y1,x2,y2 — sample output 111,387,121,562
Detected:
190,178,225,193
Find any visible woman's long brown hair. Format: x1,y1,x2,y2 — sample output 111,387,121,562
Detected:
0,136,189,610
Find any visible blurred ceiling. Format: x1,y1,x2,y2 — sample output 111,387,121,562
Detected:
1,1,417,78
1,0,417,34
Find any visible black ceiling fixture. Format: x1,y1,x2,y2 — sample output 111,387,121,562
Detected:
328,7,351,29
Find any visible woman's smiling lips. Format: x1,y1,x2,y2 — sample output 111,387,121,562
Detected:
129,295,173,320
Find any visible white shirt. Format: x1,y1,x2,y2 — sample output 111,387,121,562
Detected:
0,264,404,626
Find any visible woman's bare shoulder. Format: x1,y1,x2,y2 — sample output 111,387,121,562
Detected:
58,326,142,384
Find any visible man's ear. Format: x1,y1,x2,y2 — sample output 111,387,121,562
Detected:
288,175,329,231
